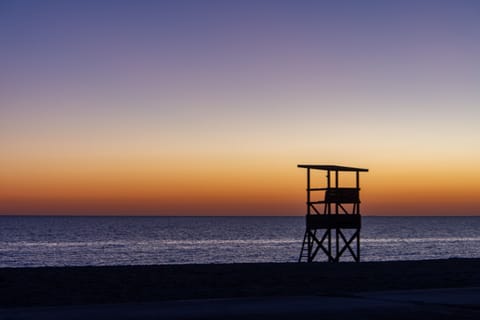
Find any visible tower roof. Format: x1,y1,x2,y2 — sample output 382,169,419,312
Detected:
297,164,368,172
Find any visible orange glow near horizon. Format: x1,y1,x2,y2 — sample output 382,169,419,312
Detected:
2,155,479,215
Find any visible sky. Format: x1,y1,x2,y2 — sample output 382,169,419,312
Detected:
1,0,480,216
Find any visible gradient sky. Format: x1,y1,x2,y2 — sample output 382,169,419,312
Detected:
1,0,480,215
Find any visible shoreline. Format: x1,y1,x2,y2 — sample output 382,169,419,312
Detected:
1,258,480,308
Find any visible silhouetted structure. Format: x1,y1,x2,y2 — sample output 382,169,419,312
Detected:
298,164,368,263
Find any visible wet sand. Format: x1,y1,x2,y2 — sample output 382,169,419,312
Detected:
1,258,480,308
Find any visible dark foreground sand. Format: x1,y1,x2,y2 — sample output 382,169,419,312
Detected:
3,288,480,320
1,258,480,308
2,259,480,319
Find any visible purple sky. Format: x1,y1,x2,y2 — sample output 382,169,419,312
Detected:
1,0,480,215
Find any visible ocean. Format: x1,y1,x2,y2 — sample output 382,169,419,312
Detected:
1,216,480,267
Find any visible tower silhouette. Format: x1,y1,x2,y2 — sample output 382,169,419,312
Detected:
298,164,368,262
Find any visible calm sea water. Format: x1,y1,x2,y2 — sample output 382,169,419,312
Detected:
1,216,480,267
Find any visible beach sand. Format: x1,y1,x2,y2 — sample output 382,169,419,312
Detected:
1,259,480,318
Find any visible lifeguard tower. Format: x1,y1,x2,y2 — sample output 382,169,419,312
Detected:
298,164,368,263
